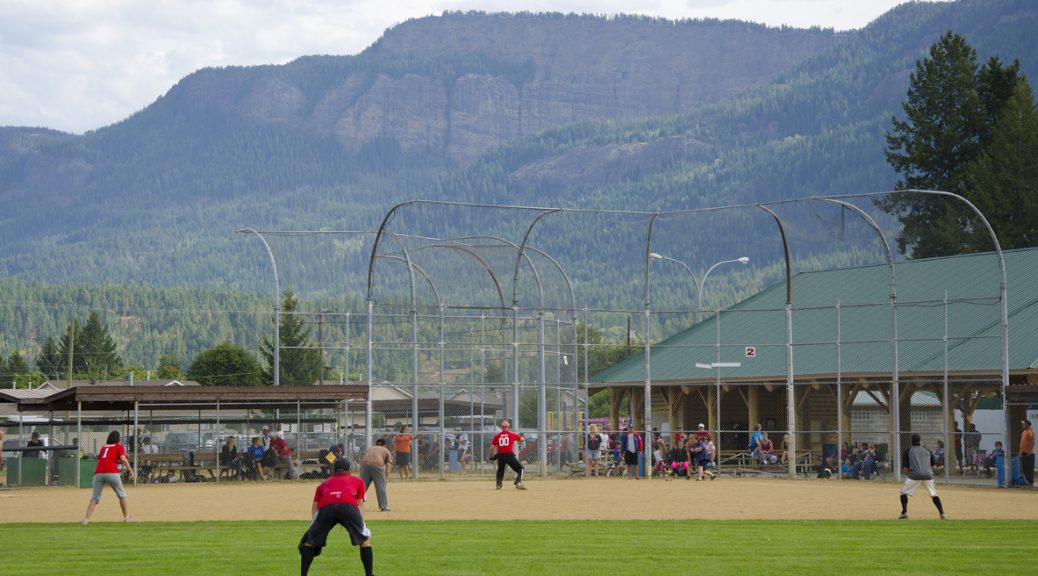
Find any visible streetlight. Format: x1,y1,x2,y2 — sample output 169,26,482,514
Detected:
649,254,750,322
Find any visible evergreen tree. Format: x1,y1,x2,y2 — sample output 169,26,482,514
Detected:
57,319,83,377
36,336,63,380
78,311,123,379
0,354,8,388
259,291,321,385
187,342,263,386
968,79,1038,249
881,32,1025,257
7,352,28,378
156,354,183,379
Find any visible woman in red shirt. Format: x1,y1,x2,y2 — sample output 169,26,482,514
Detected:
81,430,134,525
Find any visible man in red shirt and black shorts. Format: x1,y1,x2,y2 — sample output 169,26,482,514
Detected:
490,420,527,490
298,458,374,576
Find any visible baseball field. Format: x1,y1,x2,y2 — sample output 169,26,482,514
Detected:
2,476,1036,575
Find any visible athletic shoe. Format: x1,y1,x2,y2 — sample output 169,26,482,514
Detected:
124,516,134,523
80,519,89,526
940,514,947,520
380,508,390,512
898,512,908,520
496,483,502,490
515,483,527,490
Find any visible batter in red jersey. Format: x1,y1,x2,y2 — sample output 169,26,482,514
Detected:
490,420,527,490
81,430,135,525
298,458,374,576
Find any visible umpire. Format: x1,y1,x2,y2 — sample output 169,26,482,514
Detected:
298,458,374,576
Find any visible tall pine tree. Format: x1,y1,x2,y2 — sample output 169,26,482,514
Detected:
881,32,1025,257
36,336,63,380
968,79,1038,249
259,291,321,385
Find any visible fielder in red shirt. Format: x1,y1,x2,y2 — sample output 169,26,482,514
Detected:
82,430,134,525
298,458,373,576
490,420,527,490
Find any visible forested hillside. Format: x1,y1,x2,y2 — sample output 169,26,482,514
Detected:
0,0,1036,371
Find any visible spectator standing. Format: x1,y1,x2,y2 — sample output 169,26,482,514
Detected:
298,458,374,576
270,431,295,480
393,425,413,481
1020,420,1035,486
82,430,134,524
490,420,526,490
25,431,44,458
139,437,159,482
359,438,393,511
899,433,946,520
953,421,963,468
619,426,643,479
455,430,470,472
780,433,791,465
694,423,712,444
260,425,271,448
963,423,981,472
585,424,603,477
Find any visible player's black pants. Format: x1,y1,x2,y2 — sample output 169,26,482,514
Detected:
496,453,524,485
1023,453,1035,485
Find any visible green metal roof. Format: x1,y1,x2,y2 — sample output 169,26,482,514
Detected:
593,247,1038,384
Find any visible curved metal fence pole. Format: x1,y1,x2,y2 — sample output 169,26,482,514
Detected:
836,302,842,482
366,299,373,449
439,302,446,479
820,199,900,479
642,213,660,478
538,310,547,475
236,228,280,386
757,205,795,479
943,291,951,482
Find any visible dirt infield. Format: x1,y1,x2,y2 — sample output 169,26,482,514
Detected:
3,476,1036,524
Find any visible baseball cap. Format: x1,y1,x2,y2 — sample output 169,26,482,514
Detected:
697,423,705,429
910,433,921,445
1024,420,1033,427
333,458,351,473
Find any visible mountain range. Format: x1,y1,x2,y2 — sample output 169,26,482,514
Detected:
0,0,1036,365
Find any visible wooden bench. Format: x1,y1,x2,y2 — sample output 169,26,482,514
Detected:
297,449,329,477
135,452,220,482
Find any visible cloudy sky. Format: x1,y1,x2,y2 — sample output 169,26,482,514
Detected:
0,0,922,134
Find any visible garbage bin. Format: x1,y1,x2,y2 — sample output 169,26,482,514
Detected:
6,456,47,487
996,455,1023,487
449,449,460,472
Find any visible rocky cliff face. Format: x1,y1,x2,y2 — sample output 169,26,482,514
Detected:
172,13,836,165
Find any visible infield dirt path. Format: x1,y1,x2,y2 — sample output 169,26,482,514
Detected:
3,476,1036,523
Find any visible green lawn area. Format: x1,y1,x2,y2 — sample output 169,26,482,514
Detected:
2,519,1033,575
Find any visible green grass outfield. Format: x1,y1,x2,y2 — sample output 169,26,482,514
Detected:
3,519,1034,575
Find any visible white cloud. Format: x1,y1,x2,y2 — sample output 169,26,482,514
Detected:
0,0,915,134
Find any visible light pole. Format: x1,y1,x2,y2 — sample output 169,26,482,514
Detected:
697,360,741,473
237,228,280,386
649,254,750,322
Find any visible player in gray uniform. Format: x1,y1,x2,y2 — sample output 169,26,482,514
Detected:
899,433,946,520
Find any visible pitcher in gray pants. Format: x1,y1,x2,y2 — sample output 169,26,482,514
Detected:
358,438,393,512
